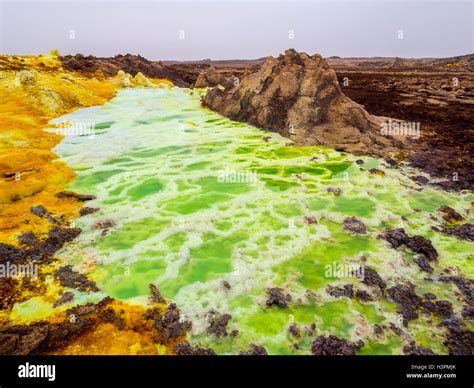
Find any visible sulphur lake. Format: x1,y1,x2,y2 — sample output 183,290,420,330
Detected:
50,87,473,355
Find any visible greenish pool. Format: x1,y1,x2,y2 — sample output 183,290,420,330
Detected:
52,87,473,355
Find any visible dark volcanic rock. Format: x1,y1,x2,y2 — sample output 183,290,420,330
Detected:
343,217,367,235
56,191,96,202
382,228,409,249
53,291,75,307
149,283,166,304
55,265,99,292
17,232,39,247
414,255,434,273
442,320,474,355
146,303,192,342
327,186,343,195
406,235,438,261
439,275,473,306
355,290,373,302
311,335,363,355
92,219,116,230
289,324,301,338
437,205,463,223
462,306,474,318
221,280,231,291
30,205,57,224
206,310,232,338
411,175,430,185
40,227,82,258
0,243,28,266
100,307,126,330
360,267,387,291
403,342,435,355
421,294,453,317
265,287,292,308
4,226,81,267
304,215,318,224
381,228,438,261
204,49,405,156
436,223,474,242
239,343,268,355
0,298,113,355
30,205,49,218
79,207,99,217
173,342,216,355
326,284,354,298
388,283,454,325
387,283,422,326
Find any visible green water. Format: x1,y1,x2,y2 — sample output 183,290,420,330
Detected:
52,87,473,354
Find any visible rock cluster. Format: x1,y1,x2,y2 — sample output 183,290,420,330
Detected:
204,49,406,155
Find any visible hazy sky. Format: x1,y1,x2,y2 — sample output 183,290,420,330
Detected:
1,0,472,59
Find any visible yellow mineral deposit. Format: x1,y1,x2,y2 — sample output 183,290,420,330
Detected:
0,50,178,355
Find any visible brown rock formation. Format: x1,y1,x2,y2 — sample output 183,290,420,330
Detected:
60,54,189,86
194,66,228,88
203,49,405,155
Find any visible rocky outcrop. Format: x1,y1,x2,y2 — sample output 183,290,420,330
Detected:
203,49,406,155
195,66,227,88
265,287,292,308
311,335,364,355
381,228,438,261
61,54,189,86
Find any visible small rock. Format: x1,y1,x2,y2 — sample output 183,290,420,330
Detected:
53,291,75,307
327,187,343,195
55,265,99,292
311,335,363,355
56,191,96,202
240,343,268,356
149,283,166,304
221,280,231,291
360,267,387,291
17,232,38,247
79,207,99,217
289,324,301,339
92,219,116,230
414,255,433,273
174,342,216,355
326,284,354,298
304,215,318,224
206,310,232,338
355,290,373,302
411,175,429,185
438,205,463,223
403,342,435,355
343,217,367,235
369,168,385,176
265,287,292,308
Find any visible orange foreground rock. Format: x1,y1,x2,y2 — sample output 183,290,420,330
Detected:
0,51,187,355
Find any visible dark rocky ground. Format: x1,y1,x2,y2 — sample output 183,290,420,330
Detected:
336,70,474,190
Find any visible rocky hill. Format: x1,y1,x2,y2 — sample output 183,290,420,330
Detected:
203,49,405,156
61,54,190,86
